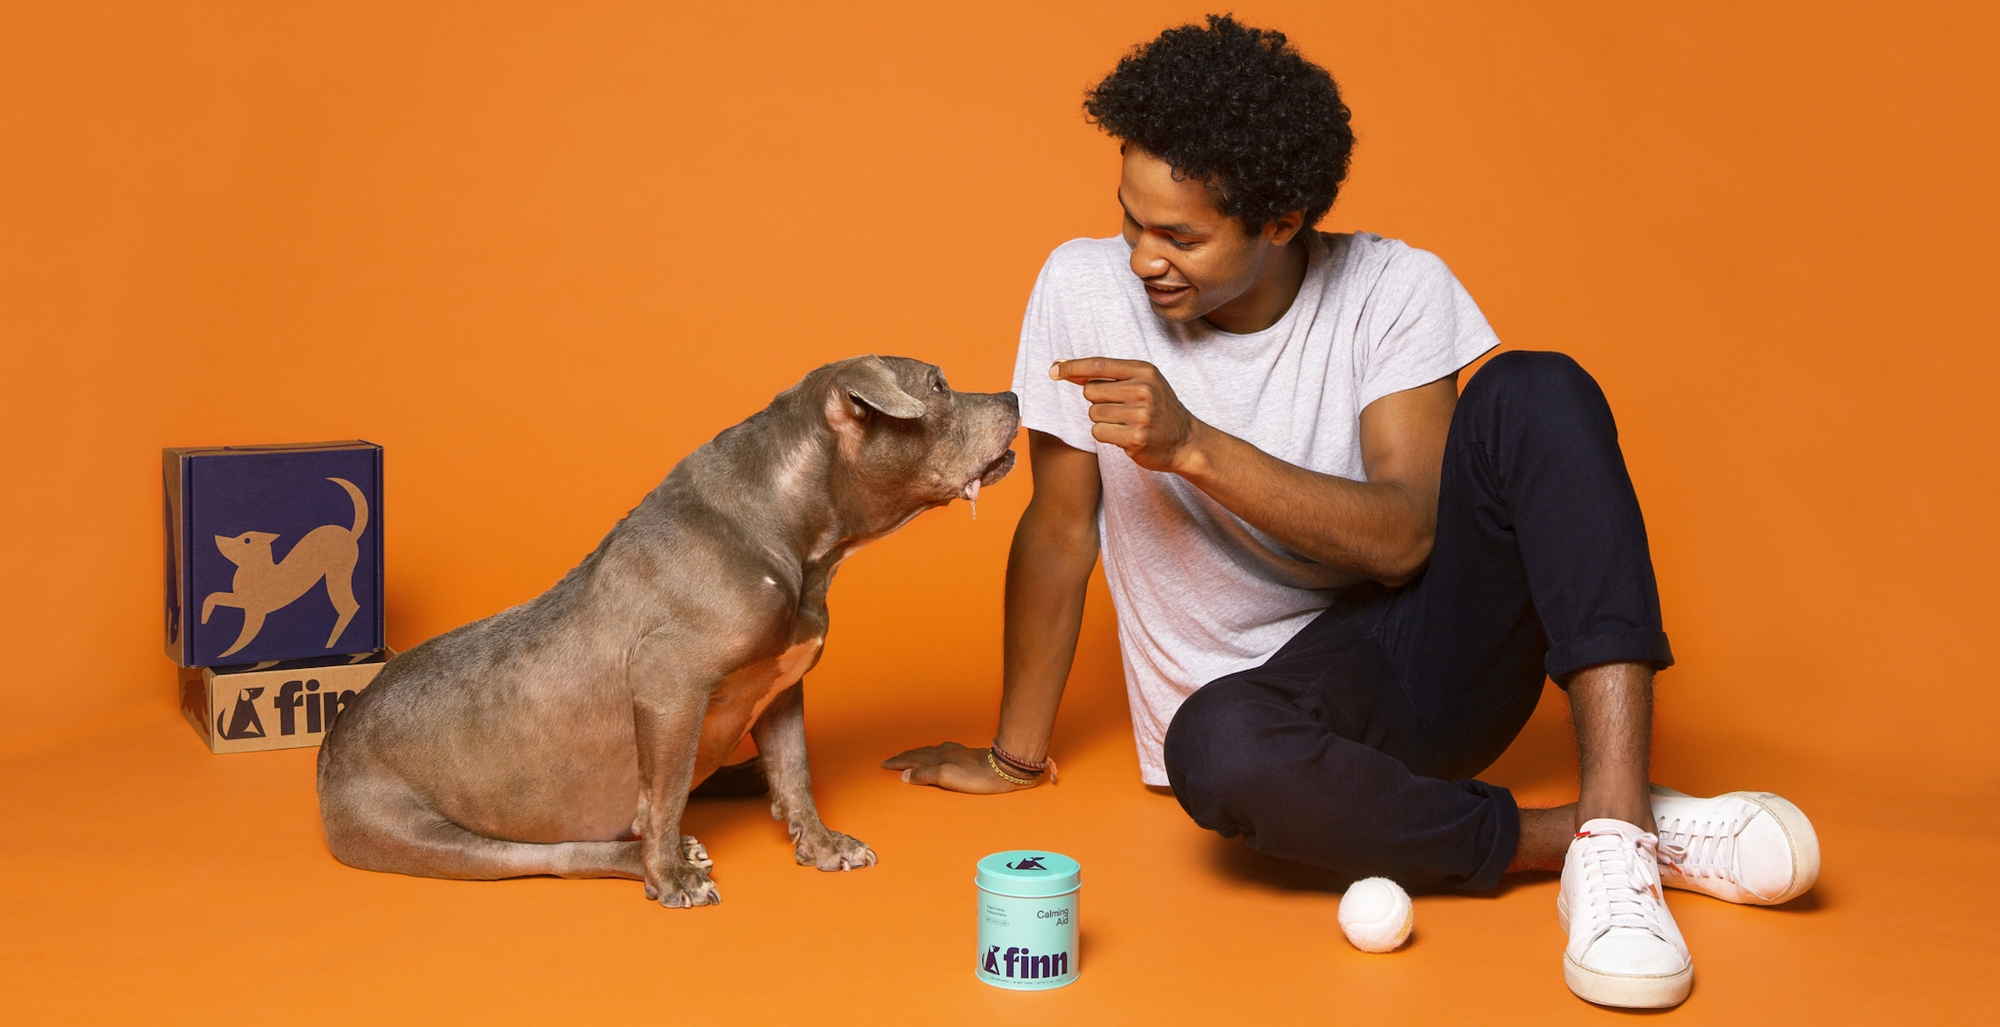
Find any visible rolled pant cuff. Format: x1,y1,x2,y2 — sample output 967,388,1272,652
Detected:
1546,629,1675,683
1467,782,1520,892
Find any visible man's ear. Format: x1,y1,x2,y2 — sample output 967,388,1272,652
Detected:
830,355,926,423
1268,209,1307,247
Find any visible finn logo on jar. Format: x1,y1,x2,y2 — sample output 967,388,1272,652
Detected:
976,849,1081,990
983,944,1070,981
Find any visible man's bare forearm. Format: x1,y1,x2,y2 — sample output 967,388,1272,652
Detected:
1056,360,1455,588
1174,421,1435,586
993,496,1099,764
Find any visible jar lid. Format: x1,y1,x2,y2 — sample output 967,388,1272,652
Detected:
975,849,1081,896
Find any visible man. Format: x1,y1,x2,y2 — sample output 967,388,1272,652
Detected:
883,15,1817,1009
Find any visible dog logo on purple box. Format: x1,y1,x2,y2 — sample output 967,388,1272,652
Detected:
201,477,369,659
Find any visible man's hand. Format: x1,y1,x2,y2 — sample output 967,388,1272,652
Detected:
1053,359,1458,587
1051,358,1205,475
880,742,1040,793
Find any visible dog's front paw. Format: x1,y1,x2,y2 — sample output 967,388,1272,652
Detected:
792,825,878,873
643,841,720,907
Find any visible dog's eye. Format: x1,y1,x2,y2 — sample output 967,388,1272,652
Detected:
933,379,947,394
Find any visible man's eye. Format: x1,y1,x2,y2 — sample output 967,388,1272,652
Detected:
1169,237,1197,250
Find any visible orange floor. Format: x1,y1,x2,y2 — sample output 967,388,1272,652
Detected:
4,651,1994,1024
6,1,1997,1023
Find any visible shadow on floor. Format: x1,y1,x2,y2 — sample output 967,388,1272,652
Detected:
1203,833,1561,898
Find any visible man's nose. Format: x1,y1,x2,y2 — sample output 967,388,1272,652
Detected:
1129,236,1170,279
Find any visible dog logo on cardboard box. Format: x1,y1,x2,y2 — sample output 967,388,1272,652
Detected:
218,686,268,740
201,477,369,659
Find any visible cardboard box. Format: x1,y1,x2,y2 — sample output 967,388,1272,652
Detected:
164,441,383,667
179,650,389,754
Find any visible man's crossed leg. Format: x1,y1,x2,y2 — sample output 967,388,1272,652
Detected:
1163,351,1819,1009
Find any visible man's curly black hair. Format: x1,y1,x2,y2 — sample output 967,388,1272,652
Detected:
1084,14,1354,231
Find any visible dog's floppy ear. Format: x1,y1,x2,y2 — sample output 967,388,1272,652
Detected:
834,355,926,421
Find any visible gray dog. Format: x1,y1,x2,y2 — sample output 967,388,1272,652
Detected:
317,355,1019,907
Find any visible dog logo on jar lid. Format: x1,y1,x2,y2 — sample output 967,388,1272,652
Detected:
1006,856,1049,871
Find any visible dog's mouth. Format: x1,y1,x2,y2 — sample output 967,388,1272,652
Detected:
980,448,1017,486
965,449,1016,496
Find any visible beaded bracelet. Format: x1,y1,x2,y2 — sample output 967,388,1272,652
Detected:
987,750,1038,786
990,739,1049,773
990,749,1043,780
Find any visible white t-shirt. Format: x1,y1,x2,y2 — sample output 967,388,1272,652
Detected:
1010,231,1500,785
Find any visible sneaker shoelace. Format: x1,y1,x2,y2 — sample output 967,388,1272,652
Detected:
1576,827,1671,944
1653,804,1747,882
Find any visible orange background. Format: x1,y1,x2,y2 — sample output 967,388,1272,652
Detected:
3,1,1995,1022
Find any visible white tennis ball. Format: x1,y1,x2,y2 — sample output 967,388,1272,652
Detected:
1338,877,1413,953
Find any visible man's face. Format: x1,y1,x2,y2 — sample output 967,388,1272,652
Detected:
1117,146,1296,326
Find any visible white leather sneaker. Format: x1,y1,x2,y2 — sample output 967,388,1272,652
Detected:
1650,785,1820,905
1559,818,1694,1008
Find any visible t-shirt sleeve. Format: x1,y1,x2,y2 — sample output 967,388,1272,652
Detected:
1354,245,1501,411
1010,248,1101,454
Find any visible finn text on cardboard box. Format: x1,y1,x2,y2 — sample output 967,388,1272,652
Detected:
179,652,389,754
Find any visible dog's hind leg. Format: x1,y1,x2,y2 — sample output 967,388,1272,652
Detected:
216,608,266,659
319,780,655,882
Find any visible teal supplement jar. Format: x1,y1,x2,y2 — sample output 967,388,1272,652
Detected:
974,850,1081,990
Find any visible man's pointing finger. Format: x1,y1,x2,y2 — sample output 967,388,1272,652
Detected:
1050,357,1147,384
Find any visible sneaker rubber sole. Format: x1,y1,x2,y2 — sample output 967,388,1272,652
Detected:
1557,892,1695,1009
1651,785,1821,905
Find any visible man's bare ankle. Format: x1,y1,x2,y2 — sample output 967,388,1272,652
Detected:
1507,804,1579,873
1578,801,1656,835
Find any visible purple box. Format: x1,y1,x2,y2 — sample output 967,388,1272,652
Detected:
164,441,384,667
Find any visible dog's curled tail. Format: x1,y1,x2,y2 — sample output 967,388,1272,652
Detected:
329,477,369,540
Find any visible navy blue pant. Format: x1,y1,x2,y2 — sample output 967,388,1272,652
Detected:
1162,351,1674,892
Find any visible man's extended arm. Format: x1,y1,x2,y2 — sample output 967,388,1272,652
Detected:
881,429,1100,791
885,361,1459,791
1056,357,1458,587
